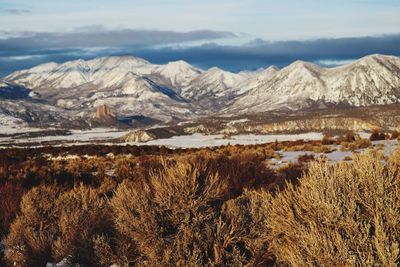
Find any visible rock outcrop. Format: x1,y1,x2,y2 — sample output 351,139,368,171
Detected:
123,130,156,142
95,104,114,120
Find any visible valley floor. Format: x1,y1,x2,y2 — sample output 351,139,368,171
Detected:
1,125,397,168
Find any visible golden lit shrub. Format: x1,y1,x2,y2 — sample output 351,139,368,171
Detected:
110,159,276,266
52,186,112,265
266,151,400,266
5,185,112,266
110,159,228,265
5,186,59,267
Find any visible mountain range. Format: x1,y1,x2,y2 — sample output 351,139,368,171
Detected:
1,54,400,129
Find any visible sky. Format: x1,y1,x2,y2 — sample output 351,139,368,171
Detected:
0,0,400,76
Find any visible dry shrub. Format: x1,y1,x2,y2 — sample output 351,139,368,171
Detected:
219,190,274,266
391,130,400,140
344,131,356,142
297,154,315,165
0,182,24,237
110,160,226,266
109,159,274,266
199,154,275,195
266,151,400,266
52,186,112,264
273,163,306,189
370,129,386,141
5,185,112,267
340,138,371,152
321,134,333,145
311,145,331,153
5,186,59,267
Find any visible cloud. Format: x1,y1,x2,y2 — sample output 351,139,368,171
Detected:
315,59,357,67
0,9,31,15
0,30,400,77
118,33,400,71
0,28,237,55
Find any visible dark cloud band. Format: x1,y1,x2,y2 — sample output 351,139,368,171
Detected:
0,29,399,77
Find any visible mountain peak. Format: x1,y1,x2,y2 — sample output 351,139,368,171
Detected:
161,60,199,74
282,60,323,77
166,60,192,68
207,67,224,73
157,60,201,87
260,66,279,75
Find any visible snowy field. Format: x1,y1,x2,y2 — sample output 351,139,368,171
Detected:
272,139,398,167
130,132,325,148
0,128,325,147
0,128,398,168
0,127,131,145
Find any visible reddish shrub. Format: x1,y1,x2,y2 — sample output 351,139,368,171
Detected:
297,154,315,164
0,182,24,237
391,131,399,140
370,129,386,141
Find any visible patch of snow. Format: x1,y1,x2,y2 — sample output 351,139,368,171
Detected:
0,128,130,145
129,132,324,148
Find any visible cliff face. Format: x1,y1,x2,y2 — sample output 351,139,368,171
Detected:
95,104,114,120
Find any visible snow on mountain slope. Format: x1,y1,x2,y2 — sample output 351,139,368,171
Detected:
6,56,154,89
182,67,247,100
2,54,400,127
228,54,400,113
234,66,279,95
5,56,202,91
5,56,195,121
155,60,202,87
0,99,73,126
322,54,400,106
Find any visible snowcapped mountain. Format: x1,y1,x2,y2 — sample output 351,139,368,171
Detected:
6,56,153,89
228,54,400,113
155,60,202,88
4,57,196,123
234,66,279,95
182,67,248,100
2,54,400,128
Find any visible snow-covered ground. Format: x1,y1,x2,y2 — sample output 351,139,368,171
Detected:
0,124,48,135
270,139,398,168
0,128,130,145
1,130,398,167
130,132,324,148
0,130,325,148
